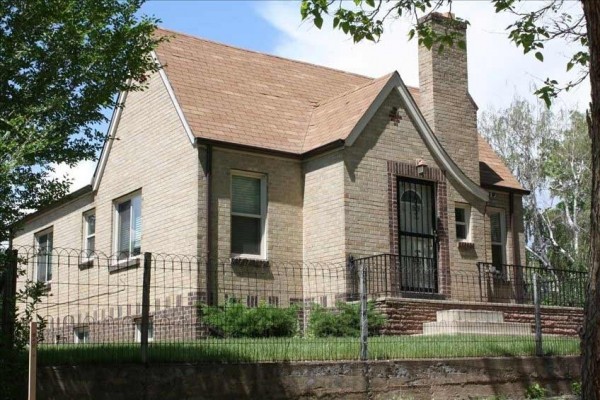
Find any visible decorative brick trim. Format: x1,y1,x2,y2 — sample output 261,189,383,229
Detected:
387,161,451,296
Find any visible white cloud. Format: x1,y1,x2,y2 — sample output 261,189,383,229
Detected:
257,1,590,112
49,160,97,193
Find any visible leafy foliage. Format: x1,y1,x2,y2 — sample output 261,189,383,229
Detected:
0,0,166,242
525,382,547,399
200,299,299,338
308,301,386,337
480,98,590,272
300,0,587,107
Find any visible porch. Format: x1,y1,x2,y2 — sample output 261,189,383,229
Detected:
353,253,586,308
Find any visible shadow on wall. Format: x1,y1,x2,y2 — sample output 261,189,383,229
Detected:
37,357,581,400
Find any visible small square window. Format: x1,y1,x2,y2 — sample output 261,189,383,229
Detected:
247,295,258,308
455,205,471,242
74,327,89,344
135,320,154,343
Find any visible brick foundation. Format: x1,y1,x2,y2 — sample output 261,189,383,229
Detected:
42,305,206,344
376,297,583,337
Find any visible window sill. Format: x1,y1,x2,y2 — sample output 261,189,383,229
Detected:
109,256,141,273
457,241,475,251
230,257,269,268
78,258,94,270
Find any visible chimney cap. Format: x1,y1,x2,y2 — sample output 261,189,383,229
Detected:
418,11,467,29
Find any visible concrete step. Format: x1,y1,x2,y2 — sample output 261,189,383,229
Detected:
422,321,532,336
436,309,504,323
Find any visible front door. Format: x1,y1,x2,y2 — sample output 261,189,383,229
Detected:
397,178,437,292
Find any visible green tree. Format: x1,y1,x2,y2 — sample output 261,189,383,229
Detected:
300,0,600,396
0,0,166,243
480,99,591,272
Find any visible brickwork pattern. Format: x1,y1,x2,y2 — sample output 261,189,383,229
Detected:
377,297,583,337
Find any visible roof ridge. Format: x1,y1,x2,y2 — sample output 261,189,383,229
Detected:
314,72,395,109
155,26,374,82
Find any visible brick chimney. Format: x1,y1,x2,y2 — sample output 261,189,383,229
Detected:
418,12,480,185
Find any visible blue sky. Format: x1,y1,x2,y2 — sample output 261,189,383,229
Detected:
60,0,591,191
141,1,280,54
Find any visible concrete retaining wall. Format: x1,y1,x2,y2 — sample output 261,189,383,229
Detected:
38,357,580,400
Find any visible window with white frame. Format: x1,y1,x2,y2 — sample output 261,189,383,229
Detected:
36,228,53,283
114,193,142,260
231,172,267,258
73,326,89,344
489,210,506,268
83,210,95,258
455,204,471,241
135,320,154,342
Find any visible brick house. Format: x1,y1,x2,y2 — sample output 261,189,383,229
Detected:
14,13,567,343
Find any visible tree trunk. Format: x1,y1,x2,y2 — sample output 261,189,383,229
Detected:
582,0,600,398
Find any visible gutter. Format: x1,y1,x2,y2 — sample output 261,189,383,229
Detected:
481,183,530,196
195,138,346,161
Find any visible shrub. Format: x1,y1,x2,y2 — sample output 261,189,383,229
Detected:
308,301,386,337
200,299,298,338
525,382,547,399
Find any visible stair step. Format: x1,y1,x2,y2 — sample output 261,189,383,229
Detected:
422,321,532,336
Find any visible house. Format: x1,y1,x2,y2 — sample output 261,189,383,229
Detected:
12,12,546,342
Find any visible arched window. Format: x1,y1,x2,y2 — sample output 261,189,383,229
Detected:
400,189,422,216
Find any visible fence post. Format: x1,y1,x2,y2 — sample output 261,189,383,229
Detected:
1,250,18,349
533,273,543,356
358,258,368,361
28,321,37,400
140,252,152,364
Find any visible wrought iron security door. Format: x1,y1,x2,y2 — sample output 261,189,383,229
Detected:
397,178,438,292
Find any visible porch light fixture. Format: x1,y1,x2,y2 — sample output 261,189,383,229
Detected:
416,159,427,176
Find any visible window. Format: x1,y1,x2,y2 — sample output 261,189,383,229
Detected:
36,229,53,283
490,211,506,268
83,211,95,257
115,194,142,260
246,295,258,308
455,205,471,241
231,172,267,258
74,326,89,344
135,320,154,343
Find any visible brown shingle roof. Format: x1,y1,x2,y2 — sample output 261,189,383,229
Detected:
478,136,527,193
154,28,525,193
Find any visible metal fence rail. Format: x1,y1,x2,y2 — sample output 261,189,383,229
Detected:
2,246,584,364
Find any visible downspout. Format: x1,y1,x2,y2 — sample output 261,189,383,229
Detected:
205,144,214,305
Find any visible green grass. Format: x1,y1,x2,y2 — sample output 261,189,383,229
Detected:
36,335,580,365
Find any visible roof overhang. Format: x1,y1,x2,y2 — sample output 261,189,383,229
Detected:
345,71,489,203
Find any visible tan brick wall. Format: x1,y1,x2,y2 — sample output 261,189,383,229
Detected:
210,148,304,306
12,71,200,328
303,151,346,263
302,150,348,304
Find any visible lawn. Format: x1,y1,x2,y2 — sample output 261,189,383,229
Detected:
37,335,580,365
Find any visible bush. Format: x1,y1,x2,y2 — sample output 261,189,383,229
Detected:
525,382,547,399
200,299,298,338
308,301,386,337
